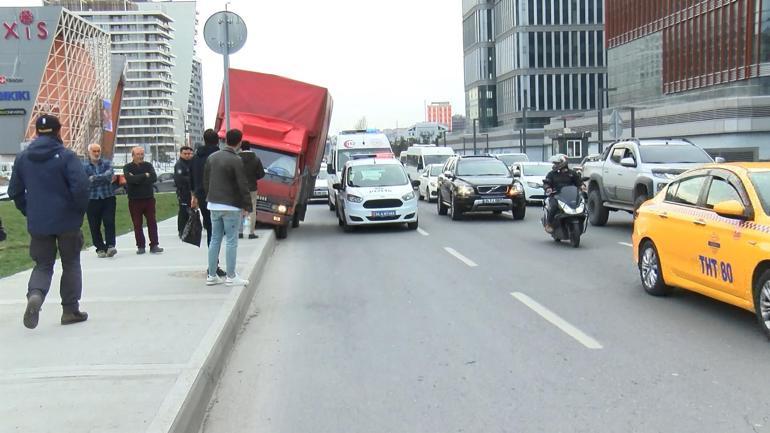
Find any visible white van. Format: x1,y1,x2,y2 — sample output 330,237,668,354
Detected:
403,145,455,180
326,129,393,211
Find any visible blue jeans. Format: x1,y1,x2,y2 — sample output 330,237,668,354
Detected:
208,210,240,278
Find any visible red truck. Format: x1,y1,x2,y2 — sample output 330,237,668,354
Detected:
214,69,333,239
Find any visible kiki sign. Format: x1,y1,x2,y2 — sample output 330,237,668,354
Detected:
4,10,48,40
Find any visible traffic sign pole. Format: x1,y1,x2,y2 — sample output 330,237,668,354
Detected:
223,13,230,131
204,10,247,135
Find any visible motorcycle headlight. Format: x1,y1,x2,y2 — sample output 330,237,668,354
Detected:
347,194,363,203
402,191,415,201
575,202,585,214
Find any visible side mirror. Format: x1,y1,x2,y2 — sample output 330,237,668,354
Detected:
512,169,521,177
620,157,637,168
443,171,454,179
411,179,421,188
417,163,424,170
715,156,726,163
326,164,336,175
332,183,342,191
713,200,746,219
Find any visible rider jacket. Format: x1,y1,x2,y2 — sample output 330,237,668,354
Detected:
543,167,581,193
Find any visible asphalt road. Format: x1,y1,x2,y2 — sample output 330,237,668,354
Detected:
202,200,770,433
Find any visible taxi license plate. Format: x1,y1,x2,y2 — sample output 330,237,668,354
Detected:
481,198,505,204
372,210,397,217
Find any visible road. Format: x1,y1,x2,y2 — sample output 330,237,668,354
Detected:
202,200,770,433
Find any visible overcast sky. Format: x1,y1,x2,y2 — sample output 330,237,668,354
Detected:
195,0,466,134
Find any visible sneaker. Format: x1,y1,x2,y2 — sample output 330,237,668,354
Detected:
150,245,164,254
23,293,43,329
61,310,88,325
248,234,258,239
215,267,227,278
225,275,249,286
106,247,117,258
136,247,146,255
206,275,224,286
238,233,244,239
96,250,107,258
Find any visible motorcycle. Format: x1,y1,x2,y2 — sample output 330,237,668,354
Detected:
542,185,588,248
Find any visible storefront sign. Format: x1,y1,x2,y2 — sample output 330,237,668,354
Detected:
0,91,30,101
0,108,25,115
0,75,23,84
4,10,48,40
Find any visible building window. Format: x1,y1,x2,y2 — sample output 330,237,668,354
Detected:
567,139,582,157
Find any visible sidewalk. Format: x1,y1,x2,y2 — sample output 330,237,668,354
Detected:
0,217,275,433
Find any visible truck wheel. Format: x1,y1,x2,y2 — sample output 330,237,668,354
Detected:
588,190,609,226
638,240,672,296
753,270,770,339
275,225,288,239
512,203,526,220
437,191,448,215
291,213,300,228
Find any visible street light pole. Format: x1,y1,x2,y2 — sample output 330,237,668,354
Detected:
597,87,617,153
462,136,466,155
483,133,489,153
472,118,478,155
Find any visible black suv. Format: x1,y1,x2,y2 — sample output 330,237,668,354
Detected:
436,155,526,220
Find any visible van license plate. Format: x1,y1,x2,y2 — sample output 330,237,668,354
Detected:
372,210,397,217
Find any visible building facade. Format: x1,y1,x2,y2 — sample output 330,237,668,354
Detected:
426,101,453,131
0,6,111,160
188,56,203,148
463,0,497,131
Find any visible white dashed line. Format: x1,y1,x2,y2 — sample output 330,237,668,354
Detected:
618,242,633,247
417,228,430,236
511,292,603,350
444,247,478,267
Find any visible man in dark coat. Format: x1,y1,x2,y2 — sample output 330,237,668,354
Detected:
174,145,194,237
191,129,225,277
8,114,90,329
123,147,163,254
238,141,265,239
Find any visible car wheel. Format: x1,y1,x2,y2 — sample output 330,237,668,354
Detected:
450,194,463,221
633,194,648,218
437,190,448,215
638,240,672,296
587,190,609,226
336,205,343,226
407,219,418,230
753,270,770,339
512,203,526,220
328,196,336,211
418,188,424,201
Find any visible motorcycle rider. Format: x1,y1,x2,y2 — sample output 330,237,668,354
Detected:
543,154,585,233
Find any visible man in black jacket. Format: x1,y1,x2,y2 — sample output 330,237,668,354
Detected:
543,154,584,232
123,147,163,254
238,141,265,239
203,129,252,286
191,129,225,277
174,146,194,237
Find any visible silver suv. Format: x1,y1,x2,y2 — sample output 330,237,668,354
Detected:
581,138,719,226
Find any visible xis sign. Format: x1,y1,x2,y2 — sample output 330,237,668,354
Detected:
4,10,48,40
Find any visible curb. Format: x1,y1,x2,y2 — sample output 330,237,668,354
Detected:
145,230,277,433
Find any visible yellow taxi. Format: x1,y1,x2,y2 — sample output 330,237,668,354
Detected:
633,163,770,338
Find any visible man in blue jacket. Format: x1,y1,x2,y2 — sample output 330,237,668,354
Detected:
8,114,90,329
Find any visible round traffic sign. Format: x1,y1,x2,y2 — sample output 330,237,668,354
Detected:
203,11,247,55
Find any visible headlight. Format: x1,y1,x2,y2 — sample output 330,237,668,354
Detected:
402,191,415,201
526,182,542,189
507,183,524,196
347,194,363,203
653,171,677,179
277,204,288,214
455,183,474,197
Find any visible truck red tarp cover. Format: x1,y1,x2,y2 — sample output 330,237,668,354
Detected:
215,69,332,174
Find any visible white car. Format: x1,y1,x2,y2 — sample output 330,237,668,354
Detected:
417,163,442,202
333,155,419,231
312,164,329,201
514,162,551,204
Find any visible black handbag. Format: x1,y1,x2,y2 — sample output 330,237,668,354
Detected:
181,208,202,247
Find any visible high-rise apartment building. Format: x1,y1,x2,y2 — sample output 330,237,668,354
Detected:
426,101,453,131
188,56,203,147
463,0,497,131
48,0,200,163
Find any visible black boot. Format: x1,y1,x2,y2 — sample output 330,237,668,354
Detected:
61,310,88,325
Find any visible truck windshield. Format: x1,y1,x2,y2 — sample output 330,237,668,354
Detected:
252,147,297,180
347,164,408,187
337,148,392,171
423,154,451,166
639,145,713,163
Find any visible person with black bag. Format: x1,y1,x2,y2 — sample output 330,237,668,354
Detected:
238,141,265,239
174,146,194,238
190,129,225,277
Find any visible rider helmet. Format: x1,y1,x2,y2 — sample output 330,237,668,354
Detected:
549,154,568,171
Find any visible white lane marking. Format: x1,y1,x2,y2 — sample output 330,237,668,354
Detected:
417,228,430,236
444,247,478,267
619,242,633,247
511,292,603,350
